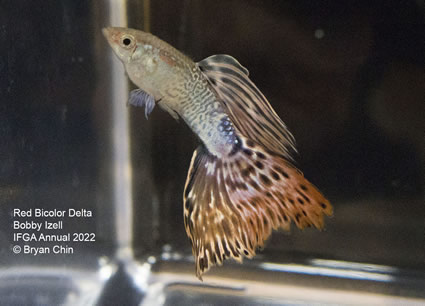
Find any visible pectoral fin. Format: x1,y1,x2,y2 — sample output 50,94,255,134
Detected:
128,89,155,119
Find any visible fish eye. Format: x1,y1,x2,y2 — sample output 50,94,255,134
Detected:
123,38,131,46
120,35,135,48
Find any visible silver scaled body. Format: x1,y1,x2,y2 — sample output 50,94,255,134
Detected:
125,38,237,157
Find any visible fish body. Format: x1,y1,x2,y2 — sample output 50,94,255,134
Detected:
103,27,234,156
103,27,333,279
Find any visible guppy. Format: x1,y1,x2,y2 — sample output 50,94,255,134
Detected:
103,27,332,280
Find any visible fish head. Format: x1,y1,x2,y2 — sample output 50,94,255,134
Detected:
103,27,190,101
102,27,139,63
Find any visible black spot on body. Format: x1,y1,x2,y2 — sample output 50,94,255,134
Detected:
256,152,266,159
320,203,327,209
297,198,304,205
246,140,255,148
302,210,307,216
274,166,289,178
243,149,253,156
250,180,261,190
271,171,280,181
244,250,249,256
260,174,272,186
295,213,301,222
300,184,308,191
298,191,311,203
242,166,255,177
255,161,264,169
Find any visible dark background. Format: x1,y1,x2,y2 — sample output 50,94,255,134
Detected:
131,0,425,269
1,0,424,271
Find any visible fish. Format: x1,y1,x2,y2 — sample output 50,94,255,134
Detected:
102,27,333,280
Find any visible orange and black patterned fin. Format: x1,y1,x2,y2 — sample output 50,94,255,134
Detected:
183,136,332,280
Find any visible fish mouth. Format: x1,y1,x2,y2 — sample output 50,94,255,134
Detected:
102,27,117,46
102,27,128,47
101,27,110,38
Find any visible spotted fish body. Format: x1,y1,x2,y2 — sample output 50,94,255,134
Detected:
103,27,333,279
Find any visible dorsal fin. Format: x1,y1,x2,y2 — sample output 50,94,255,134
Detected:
199,54,249,76
198,54,296,159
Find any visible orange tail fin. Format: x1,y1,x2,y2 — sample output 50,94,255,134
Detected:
183,135,332,279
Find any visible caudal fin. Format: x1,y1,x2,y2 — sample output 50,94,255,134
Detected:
183,135,332,280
